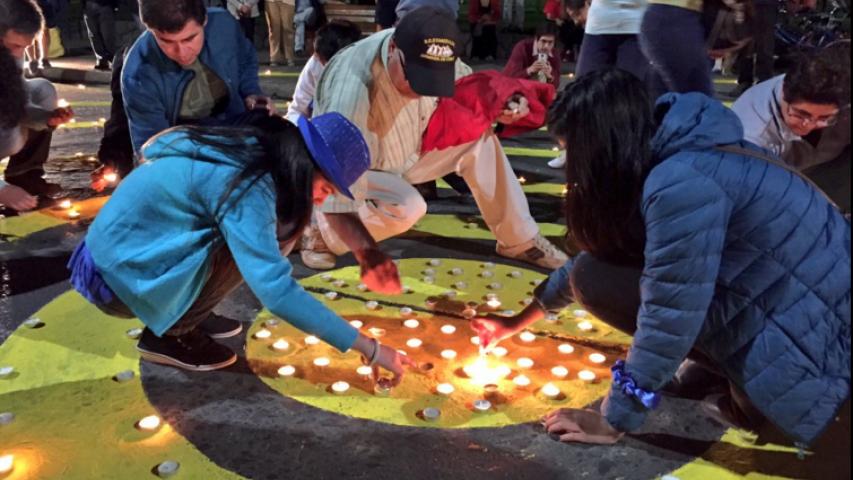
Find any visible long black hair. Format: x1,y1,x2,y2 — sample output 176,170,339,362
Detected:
547,68,658,264
0,46,26,131
158,113,316,244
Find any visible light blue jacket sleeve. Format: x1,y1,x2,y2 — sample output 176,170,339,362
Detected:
603,160,732,431
216,180,358,352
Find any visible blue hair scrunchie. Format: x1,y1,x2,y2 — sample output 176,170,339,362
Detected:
611,360,661,410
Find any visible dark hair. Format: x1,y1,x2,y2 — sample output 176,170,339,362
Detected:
0,46,26,130
564,0,588,12
314,20,362,64
140,0,207,33
548,68,657,264
161,113,316,243
0,0,44,36
783,40,851,107
535,22,559,40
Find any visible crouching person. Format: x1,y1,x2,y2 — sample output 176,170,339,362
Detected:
69,112,413,383
473,69,851,448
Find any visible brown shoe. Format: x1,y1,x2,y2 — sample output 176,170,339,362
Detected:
300,222,337,270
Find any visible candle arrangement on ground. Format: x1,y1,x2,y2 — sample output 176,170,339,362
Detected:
246,259,628,429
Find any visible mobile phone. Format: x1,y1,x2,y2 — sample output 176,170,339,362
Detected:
538,53,548,63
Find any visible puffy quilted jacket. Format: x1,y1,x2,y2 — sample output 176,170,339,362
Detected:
537,93,851,445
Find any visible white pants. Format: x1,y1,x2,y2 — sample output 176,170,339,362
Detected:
317,133,539,255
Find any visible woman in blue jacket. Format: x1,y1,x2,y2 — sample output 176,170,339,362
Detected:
473,69,850,447
69,112,414,383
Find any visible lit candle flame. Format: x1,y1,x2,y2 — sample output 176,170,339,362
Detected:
588,353,606,364
513,374,531,387
403,319,420,329
440,324,456,334
578,370,596,382
254,328,271,339
68,209,81,219
463,356,511,386
541,382,561,398
519,331,536,342
331,381,350,394
57,98,70,108
436,383,455,395
440,349,457,360
551,366,569,378
0,454,14,474
313,357,330,367
305,335,320,345
278,365,296,376
356,366,373,376
137,415,161,431
558,343,575,354
406,338,423,348
272,339,289,351
59,199,72,209
349,320,363,329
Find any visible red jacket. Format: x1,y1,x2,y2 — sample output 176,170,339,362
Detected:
502,38,562,90
422,71,556,154
544,0,563,20
468,0,501,23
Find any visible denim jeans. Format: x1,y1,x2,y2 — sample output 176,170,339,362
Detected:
294,7,314,52
639,4,714,98
575,33,650,82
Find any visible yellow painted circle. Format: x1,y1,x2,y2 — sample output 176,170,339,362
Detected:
246,259,625,428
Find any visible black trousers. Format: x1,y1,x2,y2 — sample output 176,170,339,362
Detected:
736,3,778,86
568,252,764,426
471,24,498,59
97,46,134,177
84,1,116,63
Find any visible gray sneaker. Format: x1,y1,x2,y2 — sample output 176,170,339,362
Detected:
300,222,337,270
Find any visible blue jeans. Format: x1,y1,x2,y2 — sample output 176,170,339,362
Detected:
294,7,314,52
639,5,714,98
575,33,650,82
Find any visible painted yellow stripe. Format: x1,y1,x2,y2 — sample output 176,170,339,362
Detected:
504,146,560,158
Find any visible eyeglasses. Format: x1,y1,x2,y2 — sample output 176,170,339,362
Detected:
785,104,842,128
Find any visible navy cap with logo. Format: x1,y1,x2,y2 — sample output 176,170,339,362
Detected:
393,7,461,98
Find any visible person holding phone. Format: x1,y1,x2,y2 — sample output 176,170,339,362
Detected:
503,23,562,90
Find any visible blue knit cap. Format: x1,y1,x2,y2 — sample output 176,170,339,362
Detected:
297,113,370,199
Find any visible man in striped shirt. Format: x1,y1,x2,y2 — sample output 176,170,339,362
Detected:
301,6,568,283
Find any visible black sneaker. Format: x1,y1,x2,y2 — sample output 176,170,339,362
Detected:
136,329,237,371
197,313,243,339
662,359,728,400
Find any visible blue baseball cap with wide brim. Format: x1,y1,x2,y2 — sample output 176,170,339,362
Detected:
297,113,370,200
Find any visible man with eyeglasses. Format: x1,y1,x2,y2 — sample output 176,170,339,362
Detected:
733,41,850,210
732,41,849,171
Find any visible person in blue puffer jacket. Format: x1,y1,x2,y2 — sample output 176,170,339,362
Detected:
473,68,850,447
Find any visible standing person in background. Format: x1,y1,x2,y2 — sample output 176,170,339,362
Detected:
469,0,501,61
639,0,713,98
0,45,38,212
554,0,587,63
732,0,777,97
375,0,398,30
502,0,524,31
293,0,324,57
503,23,561,90
24,0,54,73
285,19,361,123
0,0,74,198
226,0,259,44
83,0,117,70
265,0,295,66
575,0,648,79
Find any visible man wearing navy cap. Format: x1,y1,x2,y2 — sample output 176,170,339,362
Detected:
302,6,568,283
